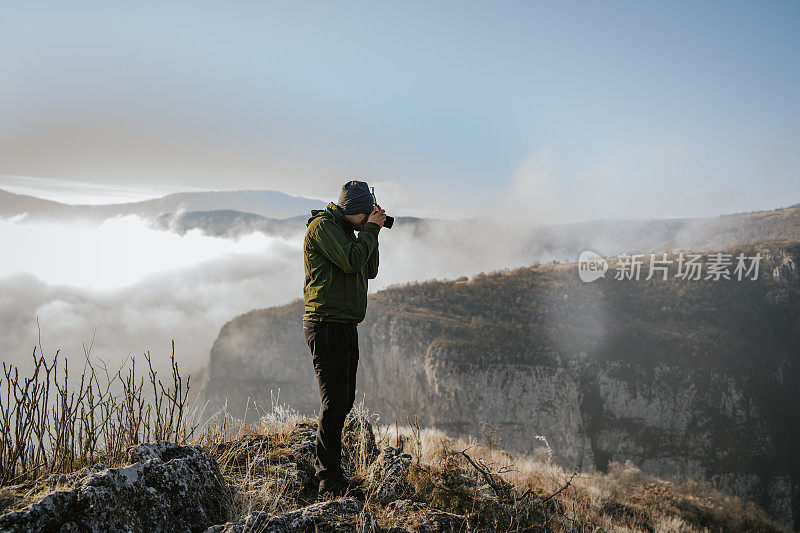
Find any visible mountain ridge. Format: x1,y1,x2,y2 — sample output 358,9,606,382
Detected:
0,187,326,220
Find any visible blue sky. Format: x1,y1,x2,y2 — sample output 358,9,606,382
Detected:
1,1,798,221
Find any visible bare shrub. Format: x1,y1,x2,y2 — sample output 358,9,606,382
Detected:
0,332,194,485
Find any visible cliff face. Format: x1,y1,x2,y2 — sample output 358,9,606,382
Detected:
199,242,800,528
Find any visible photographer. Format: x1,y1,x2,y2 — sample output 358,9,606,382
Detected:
301,180,387,498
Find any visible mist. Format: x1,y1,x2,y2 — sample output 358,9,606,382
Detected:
0,207,555,379
1,213,302,374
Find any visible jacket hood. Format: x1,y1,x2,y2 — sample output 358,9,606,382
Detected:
306,201,355,230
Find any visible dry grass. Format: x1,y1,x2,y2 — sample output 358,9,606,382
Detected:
189,391,383,527
373,422,788,532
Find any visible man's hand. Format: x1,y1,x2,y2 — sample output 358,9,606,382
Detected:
367,205,387,228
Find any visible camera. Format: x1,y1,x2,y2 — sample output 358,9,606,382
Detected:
370,187,394,229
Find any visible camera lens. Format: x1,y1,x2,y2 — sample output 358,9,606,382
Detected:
384,215,394,229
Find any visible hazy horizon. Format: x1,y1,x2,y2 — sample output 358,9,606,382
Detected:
2,179,798,221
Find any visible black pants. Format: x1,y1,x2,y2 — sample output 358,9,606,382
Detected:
302,319,359,482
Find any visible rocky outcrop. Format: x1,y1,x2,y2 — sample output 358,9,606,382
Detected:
204,498,374,532
0,441,230,532
369,446,414,505
198,242,800,529
0,417,381,532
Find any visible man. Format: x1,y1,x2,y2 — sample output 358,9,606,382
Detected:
302,180,386,498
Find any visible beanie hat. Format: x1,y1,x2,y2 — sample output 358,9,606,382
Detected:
337,180,374,215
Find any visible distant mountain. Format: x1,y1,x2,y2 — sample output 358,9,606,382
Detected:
153,210,308,239
159,202,800,257
0,188,325,222
0,189,67,218
523,203,800,260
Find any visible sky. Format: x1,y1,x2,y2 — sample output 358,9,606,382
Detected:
1,1,798,221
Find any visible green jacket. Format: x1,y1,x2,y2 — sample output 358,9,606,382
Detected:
303,202,380,324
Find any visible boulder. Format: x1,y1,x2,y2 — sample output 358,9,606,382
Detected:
0,441,230,533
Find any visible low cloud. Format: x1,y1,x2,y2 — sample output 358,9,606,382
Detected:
0,208,550,378
1,214,305,377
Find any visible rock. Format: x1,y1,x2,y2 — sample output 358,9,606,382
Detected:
369,445,413,505
40,462,108,490
412,509,471,533
205,497,374,532
0,441,230,533
279,461,312,493
385,499,471,532
342,415,381,469
290,421,317,461
385,498,425,516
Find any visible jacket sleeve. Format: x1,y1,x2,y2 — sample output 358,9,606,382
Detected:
311,219,381,274
366,240,379,279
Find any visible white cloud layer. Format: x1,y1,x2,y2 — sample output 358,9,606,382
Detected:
1,214,296,289
0,215,304,377
0,208,548,379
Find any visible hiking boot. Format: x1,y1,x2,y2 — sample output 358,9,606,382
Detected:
317,475,364,500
